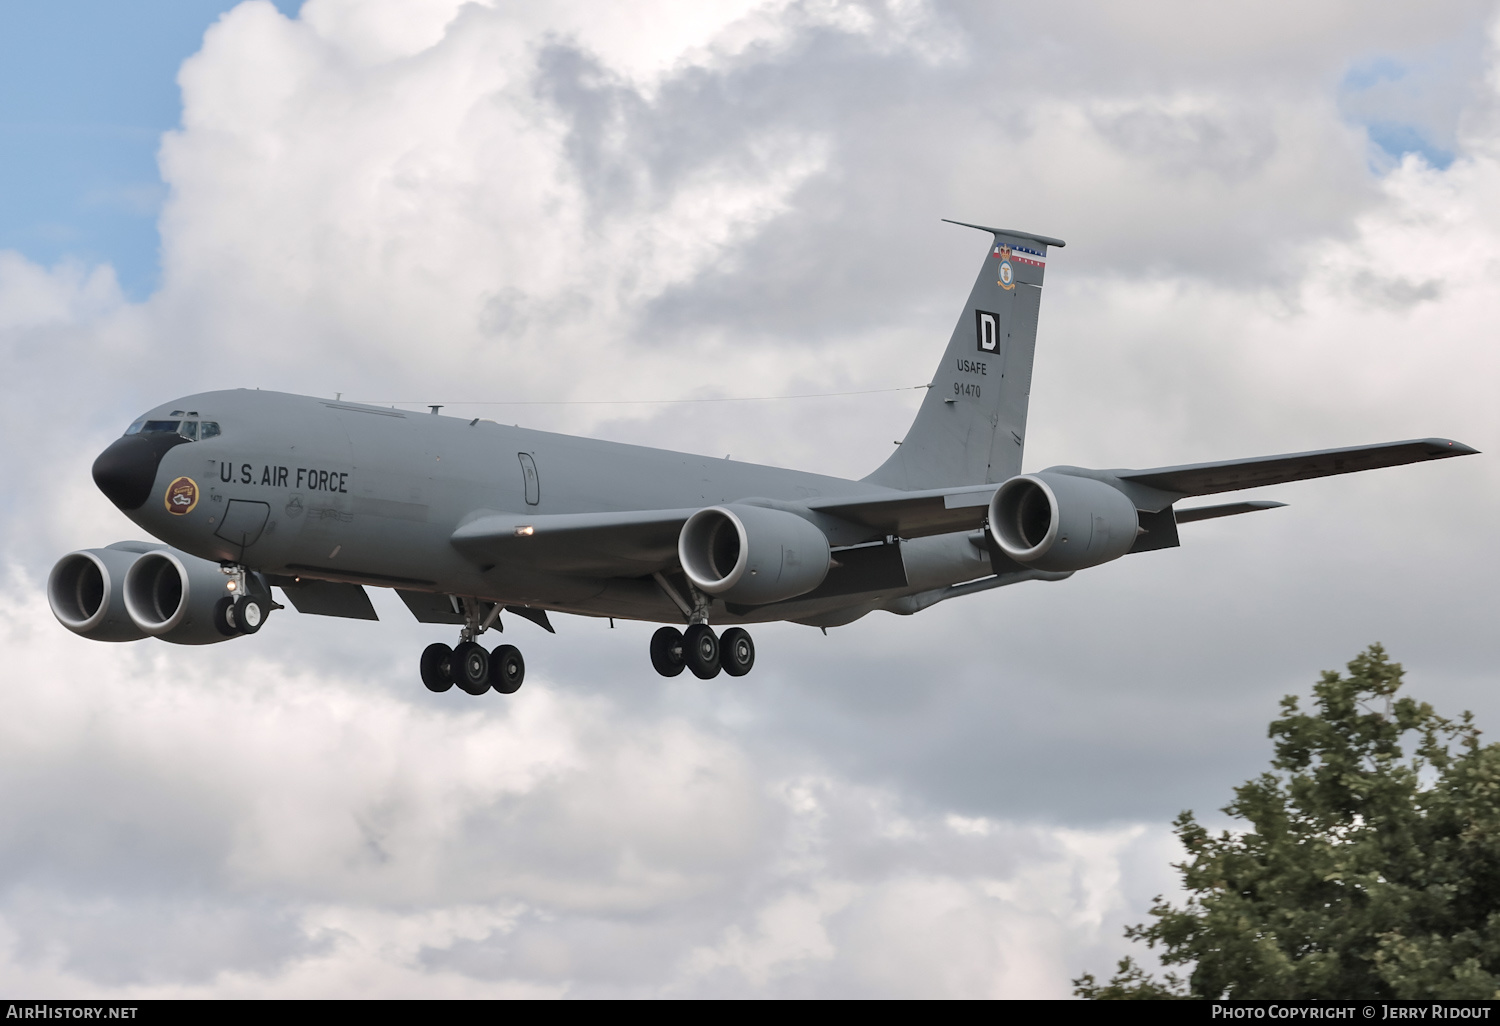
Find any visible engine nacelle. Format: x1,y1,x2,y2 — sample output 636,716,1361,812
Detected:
122,548,249,645
679,504,831,606
47,544,153,642
988,472,1140,573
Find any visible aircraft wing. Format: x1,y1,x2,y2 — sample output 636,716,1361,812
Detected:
450,508,699,576
449,490,995,577
449,438,1476,577
1112,438,1477,503
805,438,1478,536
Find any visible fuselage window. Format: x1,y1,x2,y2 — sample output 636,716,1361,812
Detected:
132,420,211,441
133,418,215,441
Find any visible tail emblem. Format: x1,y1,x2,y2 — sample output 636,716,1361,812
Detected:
995,244,1015,290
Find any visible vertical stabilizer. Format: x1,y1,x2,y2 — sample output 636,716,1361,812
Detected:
865,222,1063,490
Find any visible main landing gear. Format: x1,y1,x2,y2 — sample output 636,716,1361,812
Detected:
647,577,756,679
650,624,755,678
420,599,525,696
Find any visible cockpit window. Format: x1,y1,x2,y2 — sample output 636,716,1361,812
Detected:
125,417,220,441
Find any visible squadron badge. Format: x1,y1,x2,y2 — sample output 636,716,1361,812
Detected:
165,477,199,515
995,244,1015,290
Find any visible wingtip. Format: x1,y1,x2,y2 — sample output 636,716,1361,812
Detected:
1427,438,1481,457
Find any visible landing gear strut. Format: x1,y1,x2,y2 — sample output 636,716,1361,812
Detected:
419,598,526,696
216,564,278,637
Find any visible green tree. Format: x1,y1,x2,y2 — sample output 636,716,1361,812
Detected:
1075,644,1500,999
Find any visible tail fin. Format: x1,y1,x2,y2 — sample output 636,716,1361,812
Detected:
864,221,1063,490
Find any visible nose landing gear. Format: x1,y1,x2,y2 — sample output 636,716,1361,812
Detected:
419,599,527,696
214,564,279,637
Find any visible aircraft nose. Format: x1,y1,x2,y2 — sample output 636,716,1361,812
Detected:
92,433,190,511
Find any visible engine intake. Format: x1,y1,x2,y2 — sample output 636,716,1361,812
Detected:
988,472,1140,572
679,504,831,606
47,545,150,642
121,549,261,645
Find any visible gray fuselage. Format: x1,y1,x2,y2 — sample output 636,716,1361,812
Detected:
112,389,991,627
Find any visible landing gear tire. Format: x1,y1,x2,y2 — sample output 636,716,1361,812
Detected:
214,597,238,637
453,641,491,694
720,628,754,677
684,623,720,679
233,595,265,634
421,643,455,693
490,644,525,694
650,626,686,677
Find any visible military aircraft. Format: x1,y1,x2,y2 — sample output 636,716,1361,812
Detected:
49,222,1477,694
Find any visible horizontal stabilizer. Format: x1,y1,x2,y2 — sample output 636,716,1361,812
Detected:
1112,438,1477,506
1176,500,1287,524
940,220,1066,248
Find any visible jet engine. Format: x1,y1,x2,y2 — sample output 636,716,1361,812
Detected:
121,548,264,645
47,543,153,642
679,504,831,606
987,472,1140,572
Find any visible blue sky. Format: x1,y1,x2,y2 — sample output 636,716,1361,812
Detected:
0,1,299,297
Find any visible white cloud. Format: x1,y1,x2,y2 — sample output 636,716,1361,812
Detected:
0,580,1169,997
3,0,1500,997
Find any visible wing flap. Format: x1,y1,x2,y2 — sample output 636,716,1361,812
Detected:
450,508,697,576
805,485,994,540
397,589,465,624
